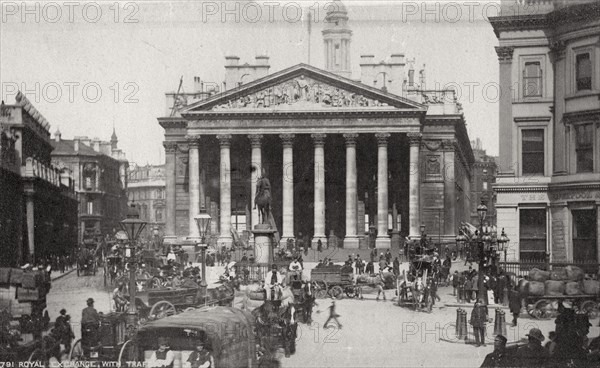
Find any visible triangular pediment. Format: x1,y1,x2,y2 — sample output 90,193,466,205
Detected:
182,64,425,114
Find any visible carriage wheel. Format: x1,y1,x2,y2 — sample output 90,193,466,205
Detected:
581,300,600,319
69,339,84,361
344,286,357,298
184,307,196,312
528,299,552,320
312,281,328,299
329,286,344,300
118,339,138,363
149,301,176,320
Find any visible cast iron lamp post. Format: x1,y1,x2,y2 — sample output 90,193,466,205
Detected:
476,201,488,303
194,206,212,291
120,203,147,334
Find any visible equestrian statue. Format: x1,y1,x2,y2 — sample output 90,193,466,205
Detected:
254,168,272,225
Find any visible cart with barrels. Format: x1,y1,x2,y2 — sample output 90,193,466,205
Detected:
519,266,600,320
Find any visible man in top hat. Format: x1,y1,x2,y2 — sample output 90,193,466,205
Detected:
513,328,548,367
187,340,214,368
265,264,284,300
470,299,488,347
480,335,509,367
148,337,175,368
81,298,99,326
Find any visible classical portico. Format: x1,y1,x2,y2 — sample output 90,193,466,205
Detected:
159,64,432,248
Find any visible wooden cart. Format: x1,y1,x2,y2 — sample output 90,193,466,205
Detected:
310,265,358,299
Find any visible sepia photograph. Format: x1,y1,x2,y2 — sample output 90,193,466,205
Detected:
1,0,599,366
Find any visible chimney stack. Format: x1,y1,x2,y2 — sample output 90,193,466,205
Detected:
194,76,203,93
390,53,404,64
74,139,79,152
255,55,269,66
225,56,240,66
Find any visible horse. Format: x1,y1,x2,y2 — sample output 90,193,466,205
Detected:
252,294,297,358
356,273,387,300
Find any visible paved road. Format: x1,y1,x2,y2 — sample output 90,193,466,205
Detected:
47,270,112,342
46,263,600,367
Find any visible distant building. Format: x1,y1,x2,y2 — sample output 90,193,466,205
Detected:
490,0,600,262
127,163,166,240
51,128,129,244
470,138,498,226
0,93,78,266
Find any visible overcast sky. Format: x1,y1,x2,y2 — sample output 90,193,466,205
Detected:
1,0,501,164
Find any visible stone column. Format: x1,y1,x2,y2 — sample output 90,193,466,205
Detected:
249,134,263,236
312,133,327,248
408,132,422,238
280,134,295,243
442,140,456,242
187,136,201,240
217,134,233,247
163,142,178,238
343,133,359,249
25,191,35,263
495,46,514,175
375,133,391,248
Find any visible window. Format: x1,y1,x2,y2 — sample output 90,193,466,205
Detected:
483,182,488,190
334,44,340,66
523,61,542,97
231,214,246,232
576,53,592,91
522,129,544,175
575,124,594,173
572,209,597,264
155,209,163,222
156,189,163,199
87,201,94,215
519,209,546,262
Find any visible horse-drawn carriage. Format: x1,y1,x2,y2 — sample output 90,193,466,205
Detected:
76,246,97,276
397,257,435,310
124,282,236,323
310,265,358,299
68,311,132,363
122,306,278,367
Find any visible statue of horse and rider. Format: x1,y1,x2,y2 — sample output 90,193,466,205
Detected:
254,168,272,226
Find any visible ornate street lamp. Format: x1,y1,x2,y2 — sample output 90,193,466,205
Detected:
497,228,510,264
455,229,467,258
477,201,487,225
120,204,147,243
120,203,146,333
194,206,212,290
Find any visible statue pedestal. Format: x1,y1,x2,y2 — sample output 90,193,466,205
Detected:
391,230,400,250
253,224,275,265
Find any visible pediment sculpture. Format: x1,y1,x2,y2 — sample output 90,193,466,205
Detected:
211,76,389,110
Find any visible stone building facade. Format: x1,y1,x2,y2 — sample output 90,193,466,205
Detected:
0,94,78,266
158,3,475,250
127,163,166,240
470,138,498,227
51,129,129,244
490,0,600,262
